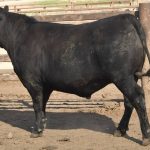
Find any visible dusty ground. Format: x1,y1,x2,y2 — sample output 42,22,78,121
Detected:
0,76,150,150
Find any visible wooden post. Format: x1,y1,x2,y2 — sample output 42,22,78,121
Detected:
139,3,150,111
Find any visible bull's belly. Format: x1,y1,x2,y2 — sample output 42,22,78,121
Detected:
49,78,109,98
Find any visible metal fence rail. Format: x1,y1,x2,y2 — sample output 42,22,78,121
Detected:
0,0,138,15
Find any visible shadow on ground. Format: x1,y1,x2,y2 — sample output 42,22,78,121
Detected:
0,110,115,134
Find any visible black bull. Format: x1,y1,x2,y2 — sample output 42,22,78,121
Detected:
1,6,150,145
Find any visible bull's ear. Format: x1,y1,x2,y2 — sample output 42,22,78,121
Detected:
4,6,9,12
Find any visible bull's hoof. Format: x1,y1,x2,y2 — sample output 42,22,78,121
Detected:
43,122,47,129
114,129,126,137
30,131,43,138
42,118,47,129
142,138,150,146
30,127,43,138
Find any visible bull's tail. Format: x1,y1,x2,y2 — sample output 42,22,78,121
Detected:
127,14,150,77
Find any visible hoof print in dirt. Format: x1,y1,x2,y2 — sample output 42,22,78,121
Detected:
58,137,70,142
40,145,58,150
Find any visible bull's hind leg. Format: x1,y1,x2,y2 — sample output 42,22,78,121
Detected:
115,76,150,145
114,96,133,136
114,77,138,136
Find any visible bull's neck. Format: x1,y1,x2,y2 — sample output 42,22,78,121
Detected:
2,20,27,62
2,30,18,63
1,12,35,62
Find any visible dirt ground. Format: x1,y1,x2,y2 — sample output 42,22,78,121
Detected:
0,76,150,150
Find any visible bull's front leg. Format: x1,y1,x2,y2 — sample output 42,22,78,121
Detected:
24,81,45,138
31,90,45,138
